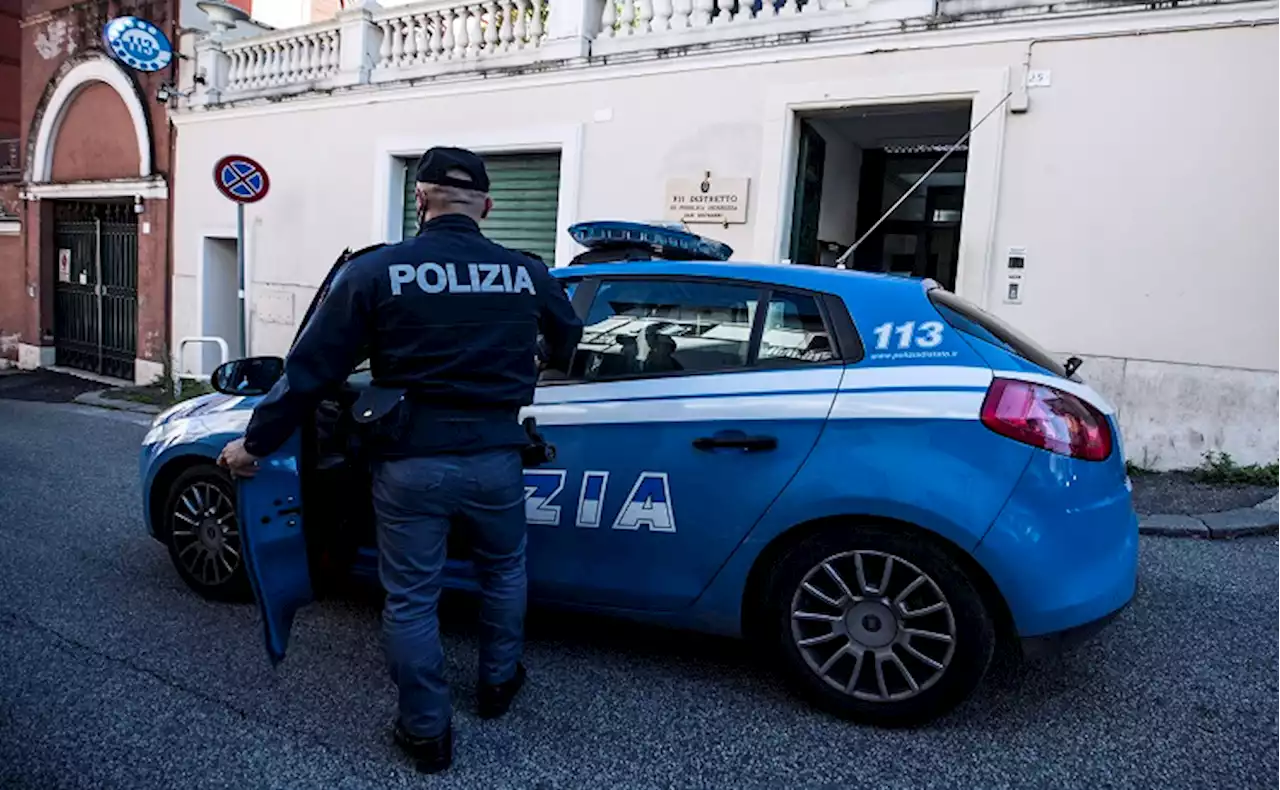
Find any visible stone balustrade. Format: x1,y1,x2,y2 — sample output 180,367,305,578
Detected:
594,0,939,49
600,0,868,37
371,0,549,71
223,22,343,94
186,0,1172,107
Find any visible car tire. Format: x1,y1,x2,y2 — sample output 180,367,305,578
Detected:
163,466,253,603
764,525,995,727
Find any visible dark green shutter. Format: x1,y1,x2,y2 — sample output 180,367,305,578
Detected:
401,152,562,263
401,163,419,240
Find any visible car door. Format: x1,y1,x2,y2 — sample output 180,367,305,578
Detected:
524,275,850,611
235,252,352,665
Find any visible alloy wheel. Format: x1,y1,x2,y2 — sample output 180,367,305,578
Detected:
789,550,957,702
170,480,241,588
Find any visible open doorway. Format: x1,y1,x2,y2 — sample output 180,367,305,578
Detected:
201,236,241,375
786,101,972,291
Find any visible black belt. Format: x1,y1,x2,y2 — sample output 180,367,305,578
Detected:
350,385,550,465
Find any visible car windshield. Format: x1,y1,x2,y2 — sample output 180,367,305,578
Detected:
928,289,1069,378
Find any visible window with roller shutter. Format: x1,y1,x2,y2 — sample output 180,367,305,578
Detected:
400,152,562,264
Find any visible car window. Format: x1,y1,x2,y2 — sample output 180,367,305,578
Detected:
756,292,838,367
928,288,1067,377
568,279,761,381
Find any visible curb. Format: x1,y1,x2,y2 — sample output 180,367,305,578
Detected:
72,390,162,415
1139,501,1279,539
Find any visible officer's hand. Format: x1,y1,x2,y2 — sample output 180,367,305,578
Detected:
217,438,261,479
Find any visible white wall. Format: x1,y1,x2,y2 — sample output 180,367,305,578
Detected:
199,237,241,375
992,25,1279,374
809,119,861,263
170,18,1278,468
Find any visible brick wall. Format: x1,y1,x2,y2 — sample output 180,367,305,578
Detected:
22,0,176,180
0,183,19,362
48,80,140,180
5,0,178,374
0,0,18,139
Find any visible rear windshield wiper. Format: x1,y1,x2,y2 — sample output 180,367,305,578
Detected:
1064,356,1084,378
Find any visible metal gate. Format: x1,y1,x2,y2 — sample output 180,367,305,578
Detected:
53,201,138,381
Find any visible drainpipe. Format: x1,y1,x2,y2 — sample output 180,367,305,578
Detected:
165,0,177,381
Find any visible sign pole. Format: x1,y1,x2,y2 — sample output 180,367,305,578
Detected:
213,153,270,362
236,201,246,359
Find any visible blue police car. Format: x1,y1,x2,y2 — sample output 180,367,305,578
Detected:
139,221,1137,726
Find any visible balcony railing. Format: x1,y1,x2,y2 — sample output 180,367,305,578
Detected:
186,0,1206,107
0,138,19,183
223,21,343,94
370,0,551,77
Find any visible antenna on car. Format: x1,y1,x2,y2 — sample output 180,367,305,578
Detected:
834,91,1014,270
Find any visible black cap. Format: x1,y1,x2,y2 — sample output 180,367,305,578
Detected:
414,147,490,193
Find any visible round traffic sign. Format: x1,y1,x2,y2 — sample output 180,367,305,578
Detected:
214,155,270,204
102,17,174,73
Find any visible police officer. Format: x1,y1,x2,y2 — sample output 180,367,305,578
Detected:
217,147,583,774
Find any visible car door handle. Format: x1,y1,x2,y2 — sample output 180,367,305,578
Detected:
693,434,777,452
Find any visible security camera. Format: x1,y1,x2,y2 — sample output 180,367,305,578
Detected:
155,83,192,104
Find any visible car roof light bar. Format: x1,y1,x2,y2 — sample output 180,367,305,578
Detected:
569,220,735,262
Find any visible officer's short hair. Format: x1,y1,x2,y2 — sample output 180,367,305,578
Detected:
416,172,488,215
414,147,491,219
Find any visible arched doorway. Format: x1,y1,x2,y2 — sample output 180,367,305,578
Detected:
25,54,164,382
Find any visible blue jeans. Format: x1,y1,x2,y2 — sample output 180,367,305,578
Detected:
371,448,528,738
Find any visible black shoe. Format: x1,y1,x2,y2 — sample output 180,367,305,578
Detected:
477,663,526,719
393,720,453,774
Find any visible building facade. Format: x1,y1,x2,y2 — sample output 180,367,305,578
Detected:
0,0,261,380
0,0,22,364
169,0,1278,469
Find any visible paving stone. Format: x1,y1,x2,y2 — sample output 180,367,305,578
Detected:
1253,493,1279,513
72,390,162,415
1138,514,1209,537
1200,508,1279,539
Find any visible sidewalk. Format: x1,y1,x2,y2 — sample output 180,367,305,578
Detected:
1134,471,1278,538
0,369,110,403
73,388,163,415
0,368,203,416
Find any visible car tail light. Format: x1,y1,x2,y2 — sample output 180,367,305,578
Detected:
980,378,1112,461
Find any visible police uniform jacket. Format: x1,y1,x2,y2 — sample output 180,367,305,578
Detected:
242,214,584,459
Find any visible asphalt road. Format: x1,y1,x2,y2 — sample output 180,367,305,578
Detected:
0,399,1276,790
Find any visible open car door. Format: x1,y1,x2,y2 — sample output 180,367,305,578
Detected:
236,430,312,665
233,247,363,665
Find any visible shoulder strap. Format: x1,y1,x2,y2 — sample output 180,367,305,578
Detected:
340,242,389,264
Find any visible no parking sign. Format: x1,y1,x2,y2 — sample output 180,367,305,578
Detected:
212,154,271,358
214,155,271,204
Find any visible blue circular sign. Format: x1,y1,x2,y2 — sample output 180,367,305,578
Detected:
214,155,270,204
102,16,174,73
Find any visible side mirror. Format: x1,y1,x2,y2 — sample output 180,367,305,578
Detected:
211,356,285,396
